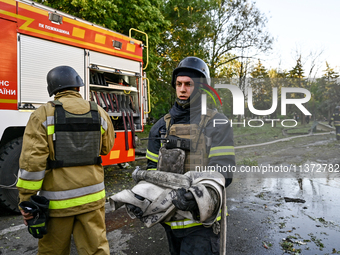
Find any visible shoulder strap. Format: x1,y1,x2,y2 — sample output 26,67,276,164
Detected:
53,101,66,125
191,109,218,152
48,100,63,107
164,113,172,133
199,109,218,128
89,101,98,111
89,101,100,123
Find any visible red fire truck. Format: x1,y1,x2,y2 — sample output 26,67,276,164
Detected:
0,0,150,212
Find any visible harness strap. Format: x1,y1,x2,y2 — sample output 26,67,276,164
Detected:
192,109,218,151
54,101,66,125
164,113,172,137
89,101,100,123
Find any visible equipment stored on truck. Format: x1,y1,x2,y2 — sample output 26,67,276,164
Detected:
0,0,150,212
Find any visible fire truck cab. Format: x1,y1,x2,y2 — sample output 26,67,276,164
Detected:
0,0,149,212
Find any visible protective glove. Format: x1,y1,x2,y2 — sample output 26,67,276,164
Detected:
172,188,199,219
19,196,49,239
126,194,145,219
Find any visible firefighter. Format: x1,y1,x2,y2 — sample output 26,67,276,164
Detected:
17,66,115,254
145,57,235,254
329,105,340,140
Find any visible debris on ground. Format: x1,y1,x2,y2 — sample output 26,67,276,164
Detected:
284,197,306,203
262,241,269,249
280,236,305,254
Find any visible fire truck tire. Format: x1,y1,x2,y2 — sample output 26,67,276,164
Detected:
0,137,22,213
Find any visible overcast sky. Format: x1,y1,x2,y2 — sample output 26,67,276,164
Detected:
254,0,340,77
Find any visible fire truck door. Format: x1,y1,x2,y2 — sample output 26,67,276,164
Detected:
0,18,17,110
19,35,85,104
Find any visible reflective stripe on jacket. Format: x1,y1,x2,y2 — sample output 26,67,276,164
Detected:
146,103,235,229
17,90,115,217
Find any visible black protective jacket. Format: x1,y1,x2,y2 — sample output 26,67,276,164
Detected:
146,101,235,187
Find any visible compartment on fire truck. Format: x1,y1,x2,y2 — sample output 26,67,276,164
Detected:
0,0,148,213
88,64,142,131
18,34,144,132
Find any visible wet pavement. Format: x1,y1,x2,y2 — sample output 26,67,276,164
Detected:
1,133,339,254
226,175,340,254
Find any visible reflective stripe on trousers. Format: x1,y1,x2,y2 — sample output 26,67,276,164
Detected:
165,213,222,229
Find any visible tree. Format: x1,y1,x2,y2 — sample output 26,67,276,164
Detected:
207,0,273,77
38,0,119,28
234,52,252,124
155,0,214,117
38,0,170,119
213,54,240,117
249,60,271,116
287,56,309,123
41,0,274,119
288,47,324,121
158,0,273,118
316,62,340,120
249,61,280,122
288,55,305,79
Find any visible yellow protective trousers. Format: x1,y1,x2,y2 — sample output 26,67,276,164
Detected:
38,206,109,255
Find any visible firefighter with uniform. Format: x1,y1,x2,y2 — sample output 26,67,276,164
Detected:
329,105,340,140
145,57,235,254
16,66,115,255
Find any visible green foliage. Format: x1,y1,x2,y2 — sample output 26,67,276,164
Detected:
288,56,305,79
249,60,273,115
39,0,274,120
38,0,119,28
208,0,273,77
313,62,340,118
154,0,215,118
38,0,171,120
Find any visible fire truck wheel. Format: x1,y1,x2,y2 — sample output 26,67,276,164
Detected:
0,137,22,213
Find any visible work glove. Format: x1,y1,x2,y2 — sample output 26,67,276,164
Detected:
19,196,49,239
126,194,145,219
172,188,199,219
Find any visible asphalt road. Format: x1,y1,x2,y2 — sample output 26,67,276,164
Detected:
1,133,339,254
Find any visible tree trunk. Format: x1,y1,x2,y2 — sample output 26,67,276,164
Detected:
301,113,305,125
237,115,242,127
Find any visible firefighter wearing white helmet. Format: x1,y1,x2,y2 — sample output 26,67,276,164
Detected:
144,57,235,254
17,66,115,254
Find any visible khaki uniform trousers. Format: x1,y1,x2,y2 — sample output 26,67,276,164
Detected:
38,206,109,255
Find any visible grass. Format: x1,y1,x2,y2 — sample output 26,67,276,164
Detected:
136,122,315,149
233,122,314,146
